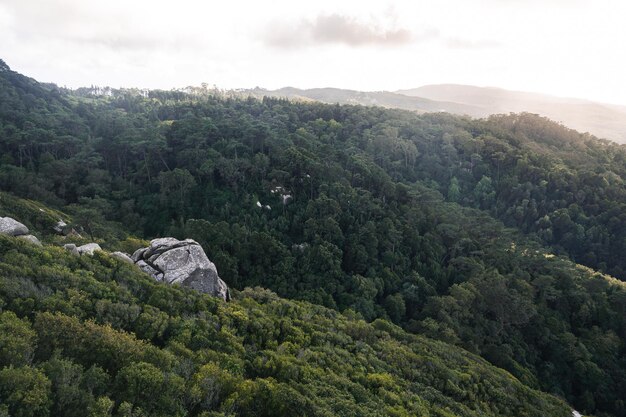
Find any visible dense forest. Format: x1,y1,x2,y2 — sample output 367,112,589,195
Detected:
1,58,626,416
0,230,576,417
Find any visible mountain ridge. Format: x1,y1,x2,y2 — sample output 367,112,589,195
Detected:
398,84,626,144
244,84,626,144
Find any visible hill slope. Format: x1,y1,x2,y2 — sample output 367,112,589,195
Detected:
398,84,626,144
0,233,575,417
246,86,482,115
239,83,626,144
1,59,626,416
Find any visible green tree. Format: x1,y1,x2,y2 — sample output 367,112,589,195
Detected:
473,175,495,209
115,362,166,413
157,168,197,221
447,177,461,202
0,311,35,368
0,366,52,417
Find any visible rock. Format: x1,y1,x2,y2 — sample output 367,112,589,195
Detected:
53,220,67,233
137,260,162,280
63,243,101,256
133,237,229,301
17,234,42,246
77,243,102,256
65,228,82,238
152,244,212,285
143,237,195,261
0,217,29,236
110,251,134,264
131,247,147,262
63,243,80,256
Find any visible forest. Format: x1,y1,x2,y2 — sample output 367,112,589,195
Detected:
1,58,626,416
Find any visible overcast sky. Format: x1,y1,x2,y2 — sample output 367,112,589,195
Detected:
1,0,625,104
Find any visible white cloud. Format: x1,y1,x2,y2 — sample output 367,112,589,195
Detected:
263,13,416,48
0,0,625,104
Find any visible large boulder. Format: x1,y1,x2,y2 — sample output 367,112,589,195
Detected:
132,238,229,301
63,243,80,256
17,234,42,246
77,243,102,255
0,217,29,236
64,243,102,256
110,251,134,264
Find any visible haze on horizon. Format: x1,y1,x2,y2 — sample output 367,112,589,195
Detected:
1,0,625,106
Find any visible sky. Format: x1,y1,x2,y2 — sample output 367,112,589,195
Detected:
1,0,626,105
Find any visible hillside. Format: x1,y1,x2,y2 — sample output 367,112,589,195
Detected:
246,87,481,115
0,227,576,417
398,84,626,144
239,84,626,144
2,59,626,416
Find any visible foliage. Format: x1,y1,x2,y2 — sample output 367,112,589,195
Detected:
1,60,626,415
0,235,573,416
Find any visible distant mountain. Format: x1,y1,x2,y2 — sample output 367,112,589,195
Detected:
398,84,626,144
246,86,482,115
246,84,626,144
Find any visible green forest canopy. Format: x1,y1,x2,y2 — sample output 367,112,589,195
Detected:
1,59,626,416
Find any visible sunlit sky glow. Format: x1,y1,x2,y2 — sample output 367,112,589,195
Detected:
1,0,625,104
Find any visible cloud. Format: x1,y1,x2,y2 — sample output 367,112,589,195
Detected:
0,0,203,52
261,12,500,51
445,37,501,50
263,13,418,48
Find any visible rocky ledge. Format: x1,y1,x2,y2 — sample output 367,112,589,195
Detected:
131,238,230,301
1,214,229,301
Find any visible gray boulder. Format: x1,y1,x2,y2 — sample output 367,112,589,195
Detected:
64,243,102,256
131,247,147,262
134,238,229,301
63,243,80,256
136,260,164,281
77,243,102,256
53,220,67,234
110,251,134,264
0,217,29,236
17,234,42,246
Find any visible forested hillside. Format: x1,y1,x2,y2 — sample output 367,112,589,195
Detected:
0,232,577,417
2,59,626,416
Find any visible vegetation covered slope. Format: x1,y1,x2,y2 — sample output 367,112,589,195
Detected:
0,235,572,417
1,59,626,415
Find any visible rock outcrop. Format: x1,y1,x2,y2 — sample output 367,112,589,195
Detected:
63,243,102,256
1,215,228,301
0,217,41,245
132,238,229,301
53,220,67,234
77,243,102,255
110,251,134,264
63,243,80,255
0,217,29,237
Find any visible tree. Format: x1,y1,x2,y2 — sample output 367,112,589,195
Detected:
157,168,197,221
115,362,164,412
474,176,495,209
0,366,51,417
0,311,35,368
447,177,461,202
